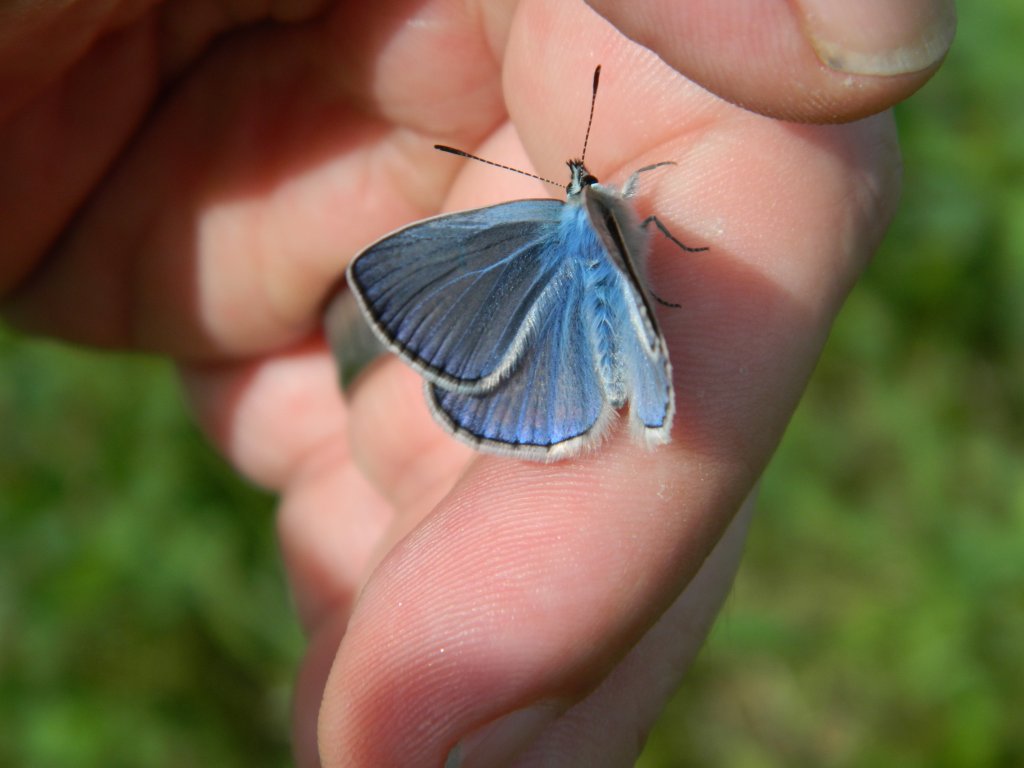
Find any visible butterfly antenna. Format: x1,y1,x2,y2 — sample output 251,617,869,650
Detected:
434,145,561,189
580,65,601,164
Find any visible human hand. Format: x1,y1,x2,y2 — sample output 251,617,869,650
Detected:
0,0,953,765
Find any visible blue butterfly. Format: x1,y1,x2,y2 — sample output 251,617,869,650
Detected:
346,67,705,460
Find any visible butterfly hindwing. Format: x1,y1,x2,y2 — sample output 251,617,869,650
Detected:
583,184,674,443
616,280,674,441
347,199,567,392
426,253,611,458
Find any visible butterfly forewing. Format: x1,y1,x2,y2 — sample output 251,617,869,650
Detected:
347,199,567,392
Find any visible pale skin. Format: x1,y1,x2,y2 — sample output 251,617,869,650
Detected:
1,0,953,765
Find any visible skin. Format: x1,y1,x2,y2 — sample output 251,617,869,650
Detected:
0,0,952,765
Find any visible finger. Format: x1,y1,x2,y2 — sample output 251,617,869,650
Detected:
316,438,752,766
0,14,154,294
315,4,901,764
179,341,393,628
276,448,392,630
502,5,900,382
0,1,330,301
178,342,411,768
494,496,752,767
586,0,956,122
3,0,506,358
180,339,347,491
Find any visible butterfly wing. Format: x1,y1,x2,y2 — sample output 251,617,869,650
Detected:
583,185,674,444
615,279,674,442
426,256,611,459
347,199,566,392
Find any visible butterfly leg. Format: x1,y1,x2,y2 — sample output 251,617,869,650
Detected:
641,216,709,308
621,161,676,197
641,215,709,253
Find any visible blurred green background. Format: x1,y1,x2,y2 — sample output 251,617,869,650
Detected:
2,3,1022,766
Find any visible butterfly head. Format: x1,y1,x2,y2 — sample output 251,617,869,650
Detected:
566,159,599,198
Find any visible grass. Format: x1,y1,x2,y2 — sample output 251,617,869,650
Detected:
0,343,299,767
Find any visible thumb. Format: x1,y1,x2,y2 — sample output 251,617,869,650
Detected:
586,0,956,122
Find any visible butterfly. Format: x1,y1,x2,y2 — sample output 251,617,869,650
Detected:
345,67,705,460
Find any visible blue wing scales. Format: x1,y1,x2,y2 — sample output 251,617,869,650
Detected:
583,186,674,443
617,276,674,439
347,199,566,391
426,261,610,458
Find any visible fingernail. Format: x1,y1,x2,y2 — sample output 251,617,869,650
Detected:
796,0,956,76
445,702,563,768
